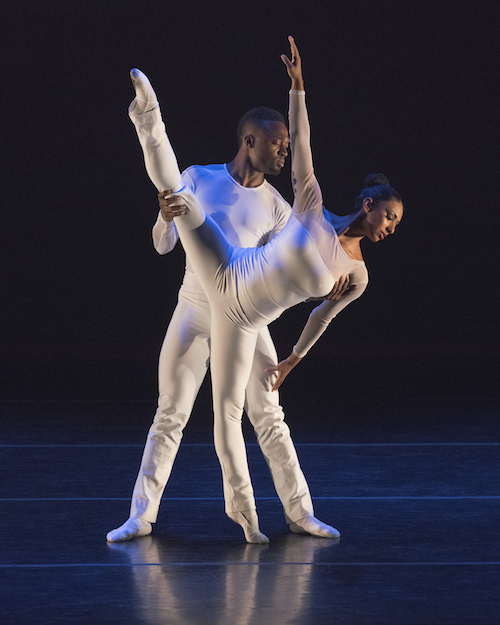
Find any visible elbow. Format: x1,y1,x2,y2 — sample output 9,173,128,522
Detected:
153,242,174,255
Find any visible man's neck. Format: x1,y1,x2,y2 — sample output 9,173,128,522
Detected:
226,157,265,188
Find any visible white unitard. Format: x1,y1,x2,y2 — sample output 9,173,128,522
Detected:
129,107,316,521
139,91,368,513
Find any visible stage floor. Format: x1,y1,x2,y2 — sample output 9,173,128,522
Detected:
1,397,499,624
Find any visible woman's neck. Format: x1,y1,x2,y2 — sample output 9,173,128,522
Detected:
327,209,365,261
330,213,358,236
338,231,363,261
327,206,365,236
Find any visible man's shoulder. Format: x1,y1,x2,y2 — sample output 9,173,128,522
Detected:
182,163,226,179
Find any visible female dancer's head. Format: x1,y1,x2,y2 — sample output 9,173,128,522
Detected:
353,174,403,242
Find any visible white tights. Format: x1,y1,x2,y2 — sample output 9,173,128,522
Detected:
130,291,312,520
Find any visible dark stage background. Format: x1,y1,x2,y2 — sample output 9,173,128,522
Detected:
1,0,498,412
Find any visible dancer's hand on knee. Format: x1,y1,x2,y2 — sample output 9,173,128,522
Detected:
158,190,187,222
265,352,302,392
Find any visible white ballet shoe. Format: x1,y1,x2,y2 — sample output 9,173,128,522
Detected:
228,510,269,544
289,515,340,539
128,68,158,115
106,517,152,542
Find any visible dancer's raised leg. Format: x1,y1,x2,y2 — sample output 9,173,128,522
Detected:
129,68,159,115
129,68,235,296
128,68,185,198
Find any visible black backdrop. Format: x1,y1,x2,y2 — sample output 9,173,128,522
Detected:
1,0,498,404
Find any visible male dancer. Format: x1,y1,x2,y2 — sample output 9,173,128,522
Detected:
107,70,342,543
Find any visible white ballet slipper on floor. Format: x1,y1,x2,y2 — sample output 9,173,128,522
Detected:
289,515,340,538
106,517,152,542
228,510,269,544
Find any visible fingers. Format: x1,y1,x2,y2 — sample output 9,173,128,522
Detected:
325,275,348,301
266,364,286,391
324,276,359,301
160,190,182,204
167,198,186,208
336,274,349,292
158,189,187,220
271,375,283,392
159,190,183,205
265,365,281,392
288,35,300,61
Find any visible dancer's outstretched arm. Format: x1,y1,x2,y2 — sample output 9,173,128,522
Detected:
281,36,323,217
281,35,304,92
266,275,367,391
267,38,369,390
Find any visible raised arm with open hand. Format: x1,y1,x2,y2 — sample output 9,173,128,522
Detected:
281,35,304,91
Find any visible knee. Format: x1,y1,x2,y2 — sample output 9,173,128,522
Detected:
152,394,191,429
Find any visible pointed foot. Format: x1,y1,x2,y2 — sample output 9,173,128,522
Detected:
128,68,158,115
228,510,269,544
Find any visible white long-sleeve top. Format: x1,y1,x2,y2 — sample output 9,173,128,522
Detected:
152,163,291,292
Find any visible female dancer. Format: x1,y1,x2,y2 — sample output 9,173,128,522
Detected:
130,37,403,542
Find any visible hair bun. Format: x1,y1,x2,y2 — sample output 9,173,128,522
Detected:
363,173,390,188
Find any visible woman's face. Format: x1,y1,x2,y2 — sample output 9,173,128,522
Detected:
364,198,403,242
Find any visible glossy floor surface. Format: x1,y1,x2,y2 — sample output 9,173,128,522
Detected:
1,397,499,624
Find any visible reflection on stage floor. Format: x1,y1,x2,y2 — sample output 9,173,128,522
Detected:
1,398,499,624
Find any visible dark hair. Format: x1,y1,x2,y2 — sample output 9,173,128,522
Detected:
354,173,401,211
237,107,286,146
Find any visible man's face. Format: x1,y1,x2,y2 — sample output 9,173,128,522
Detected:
247,121,289,176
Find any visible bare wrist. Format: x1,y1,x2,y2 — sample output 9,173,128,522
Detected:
289,350,303,366
291,79,304,91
